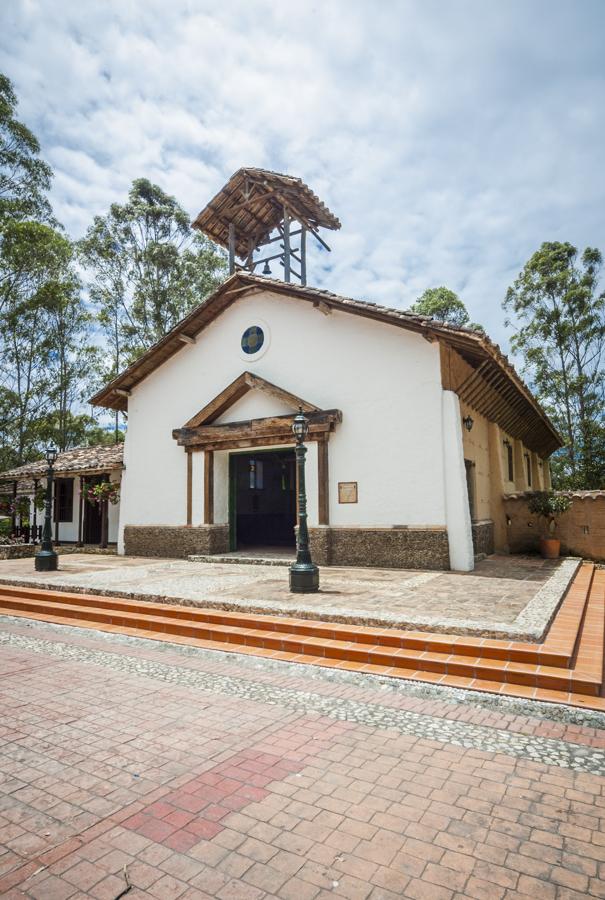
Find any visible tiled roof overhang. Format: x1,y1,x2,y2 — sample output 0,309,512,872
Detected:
0,444,124,482
89,273,563,458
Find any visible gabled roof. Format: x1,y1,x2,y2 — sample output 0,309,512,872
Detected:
192,168,341,258
89,272,563,457
184,371,319,429
0,444,124,482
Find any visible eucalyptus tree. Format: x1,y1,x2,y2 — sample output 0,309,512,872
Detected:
78,178,227,371
504,242,605,489
411,286,483,331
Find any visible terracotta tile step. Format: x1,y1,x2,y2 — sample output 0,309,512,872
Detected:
0,561,594,667
0,592,601,696
1,603,603,712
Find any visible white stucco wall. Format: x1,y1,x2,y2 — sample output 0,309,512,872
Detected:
118,289,449,552
441,390,474,571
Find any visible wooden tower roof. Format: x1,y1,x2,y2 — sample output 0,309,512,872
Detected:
192,168,341,259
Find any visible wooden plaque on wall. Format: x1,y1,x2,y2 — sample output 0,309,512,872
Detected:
338,481,358,504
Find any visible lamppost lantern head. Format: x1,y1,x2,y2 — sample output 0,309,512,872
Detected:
45,445,58,466
292,407,309,444
462,415,474,433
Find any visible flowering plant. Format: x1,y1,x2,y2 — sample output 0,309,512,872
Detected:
85,481,120,506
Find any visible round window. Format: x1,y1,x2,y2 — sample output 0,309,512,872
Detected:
241,325,265,355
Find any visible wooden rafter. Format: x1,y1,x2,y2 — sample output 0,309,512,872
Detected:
184,371,319,429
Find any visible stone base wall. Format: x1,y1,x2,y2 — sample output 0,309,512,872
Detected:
308,527,450,570
124,525,229,559
471,520,494,558
0,544,36,560
503,493,605,561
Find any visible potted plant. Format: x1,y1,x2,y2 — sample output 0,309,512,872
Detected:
527,491,572,559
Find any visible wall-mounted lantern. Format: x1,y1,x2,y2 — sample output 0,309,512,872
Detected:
462,415,474,432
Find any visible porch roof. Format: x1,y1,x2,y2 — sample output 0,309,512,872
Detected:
0,444,124,484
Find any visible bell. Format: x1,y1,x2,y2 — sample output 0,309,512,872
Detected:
262,260,271,275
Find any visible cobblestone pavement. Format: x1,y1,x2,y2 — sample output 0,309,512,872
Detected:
1,616,605,899
0,553,568,636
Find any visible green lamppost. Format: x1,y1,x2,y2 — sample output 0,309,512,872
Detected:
289,408,319,593
35,445,58,572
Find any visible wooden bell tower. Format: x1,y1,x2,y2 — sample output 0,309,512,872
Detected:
192,168,340,286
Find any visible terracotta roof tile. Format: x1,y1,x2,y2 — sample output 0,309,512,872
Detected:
0,444,123,482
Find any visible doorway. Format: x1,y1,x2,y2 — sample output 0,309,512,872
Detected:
229,449,296,552
83,474,104,544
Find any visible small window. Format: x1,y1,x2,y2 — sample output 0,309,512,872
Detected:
241,326,264,355
525,454,532,487
506,443,514,481
54,478,73,522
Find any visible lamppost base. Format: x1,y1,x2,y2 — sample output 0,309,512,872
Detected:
289,563,319,593
34,550,58,572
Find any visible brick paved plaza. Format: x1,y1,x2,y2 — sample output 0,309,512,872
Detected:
1,614,605,899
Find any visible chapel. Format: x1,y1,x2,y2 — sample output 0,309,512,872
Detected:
88,168,561,572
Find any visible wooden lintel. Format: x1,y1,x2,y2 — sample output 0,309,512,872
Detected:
175,416,339,449
187,433,329,453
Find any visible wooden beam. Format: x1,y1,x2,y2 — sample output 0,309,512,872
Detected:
318,437,329,526
178,334,196,345
184,370,320,429
174,410,342,448
115,388,131,398
204,450,214,524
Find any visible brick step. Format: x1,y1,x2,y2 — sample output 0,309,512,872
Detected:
0,562,594,667
0,583,601,695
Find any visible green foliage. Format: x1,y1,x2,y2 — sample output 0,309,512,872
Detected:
78,178,227,370
0,73,102,469
504,242,605,489
410,286,483,331
527,491,573,534
0,73,53,224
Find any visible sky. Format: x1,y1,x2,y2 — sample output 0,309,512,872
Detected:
1,0,603,350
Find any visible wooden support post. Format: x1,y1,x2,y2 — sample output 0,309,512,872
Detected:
300,225,307,285
32,479,38,543
186,451,193,526
100,500,108,549
11,480,17,535
204,450,214,525
228,223,236,275
77,476,84,546
282,206,291,283
318,438,329,525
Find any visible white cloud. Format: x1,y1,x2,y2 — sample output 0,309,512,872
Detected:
1,0,603,351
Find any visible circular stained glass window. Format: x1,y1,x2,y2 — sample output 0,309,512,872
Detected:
241,325,265,355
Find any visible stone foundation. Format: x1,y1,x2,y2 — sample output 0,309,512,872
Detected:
124,525,229,559
471,520,494,558
0,544,36,560
308,526,450,570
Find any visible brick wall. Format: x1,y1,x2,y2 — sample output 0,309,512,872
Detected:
503,493,605,561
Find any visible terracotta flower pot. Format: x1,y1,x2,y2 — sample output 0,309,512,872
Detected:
539,537,560,559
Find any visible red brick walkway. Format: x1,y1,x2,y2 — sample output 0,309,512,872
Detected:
1,618,605,899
